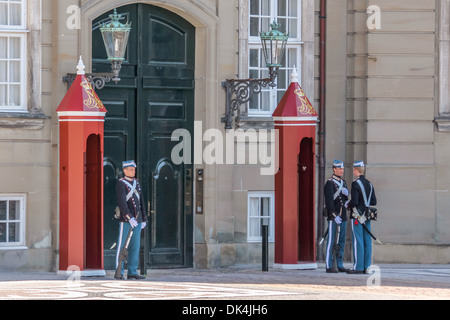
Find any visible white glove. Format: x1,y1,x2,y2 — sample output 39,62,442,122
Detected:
334,216,342,225
341,188,349,197
129,217,138,229
141,222,147,229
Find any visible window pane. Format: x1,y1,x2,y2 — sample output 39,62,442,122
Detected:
9,222,19,242
0,201,6,220
277,90,285,103
249,218,260,237
288,48,297,68
10,3,22,26
0,61,7,82
249,69,259,79
0,85,6,106
250,17,260,37
9,37,21,59
261,0,270,16
9,201,19,220
261,91,271,111
289,19,297,38
277,68,287,89
289,0,298,16
249,97,258,111
9,84,20,106
9,61,20,82
0,37,7,58
250,0,259,15
261,68,269,79
0,4,7,25
249,198,259,217
249,49,258,68
261,197,270,217
278,18,287,34
278,0,287,17
261,18,270,33
0,223,6,242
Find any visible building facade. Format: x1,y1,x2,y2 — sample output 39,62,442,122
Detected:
329,0,450,263
0,0,449,272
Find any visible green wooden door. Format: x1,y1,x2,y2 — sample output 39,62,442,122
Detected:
93,4,195,270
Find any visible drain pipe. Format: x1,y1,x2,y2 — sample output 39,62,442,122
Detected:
317,0,327,261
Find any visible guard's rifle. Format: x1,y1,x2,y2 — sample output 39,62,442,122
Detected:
114,228,134,280
332,207,344,269
332,222,341,269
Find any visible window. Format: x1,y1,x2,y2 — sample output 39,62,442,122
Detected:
248,0,302,116
0,195,26,248
0,34,26,110
0,0,27,112
247,192,274,242
0,0,26,28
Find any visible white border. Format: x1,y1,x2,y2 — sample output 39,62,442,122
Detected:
273,116,318,121
57,111,107,117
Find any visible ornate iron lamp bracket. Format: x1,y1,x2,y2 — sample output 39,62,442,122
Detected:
221,67,279,130
62,73,113,91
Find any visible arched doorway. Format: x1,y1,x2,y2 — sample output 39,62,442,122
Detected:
92,3,195,269
298,137,315,262
85,134,102,270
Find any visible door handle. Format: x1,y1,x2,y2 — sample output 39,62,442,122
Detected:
148,201,155,217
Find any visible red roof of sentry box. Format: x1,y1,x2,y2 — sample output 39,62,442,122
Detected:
273,68,318,119
56,57,107,113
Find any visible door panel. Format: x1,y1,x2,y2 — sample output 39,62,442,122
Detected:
143,92,192,267
141,10,194,66
149,20,186,63
140,5,195,268
93,4,194,270
150,159,183,265
100,90,136,269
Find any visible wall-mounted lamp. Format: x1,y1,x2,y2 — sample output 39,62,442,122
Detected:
63,9,132,91
221,21,288,129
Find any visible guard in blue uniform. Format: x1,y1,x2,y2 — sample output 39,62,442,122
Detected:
347,161,377,274
115,160,147,279
324,159,349,273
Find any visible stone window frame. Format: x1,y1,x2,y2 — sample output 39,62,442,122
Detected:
0,0,45,129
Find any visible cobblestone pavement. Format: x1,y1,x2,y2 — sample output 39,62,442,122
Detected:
0,263,449,301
